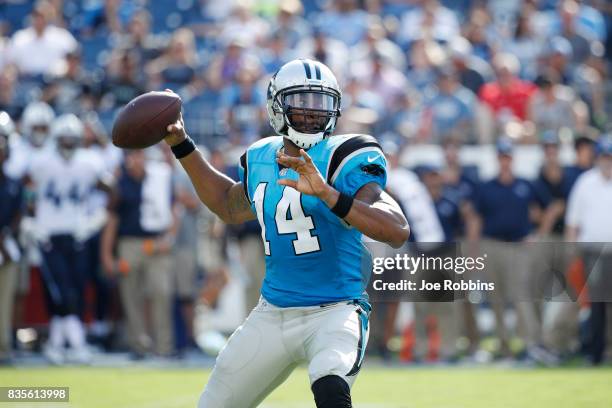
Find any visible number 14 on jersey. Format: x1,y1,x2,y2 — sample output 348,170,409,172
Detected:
253,183,321,256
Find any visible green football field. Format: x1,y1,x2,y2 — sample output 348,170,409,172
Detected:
0,366,611,408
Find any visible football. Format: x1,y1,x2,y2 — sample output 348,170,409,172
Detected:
111,90,182,149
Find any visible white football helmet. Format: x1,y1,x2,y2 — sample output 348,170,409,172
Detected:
51,114,84,159
21,101,55,148
267,59,341,149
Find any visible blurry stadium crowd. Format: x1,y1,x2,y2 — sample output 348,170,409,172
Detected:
0,0,612,366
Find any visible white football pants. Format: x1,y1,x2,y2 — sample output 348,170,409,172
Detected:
198,297,370,407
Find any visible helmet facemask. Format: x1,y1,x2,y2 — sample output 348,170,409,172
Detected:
275,87,340,149
30,124,50,148
57,135,80,160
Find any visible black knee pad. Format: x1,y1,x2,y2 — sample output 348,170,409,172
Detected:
311,375,352,408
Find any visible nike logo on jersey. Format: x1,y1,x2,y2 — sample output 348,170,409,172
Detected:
367,155,379,163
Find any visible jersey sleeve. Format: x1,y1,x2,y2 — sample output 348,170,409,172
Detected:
238,151,250,201
327,135,387,197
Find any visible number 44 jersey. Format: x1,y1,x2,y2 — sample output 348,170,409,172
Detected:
239,134,387,307
28,148,106,239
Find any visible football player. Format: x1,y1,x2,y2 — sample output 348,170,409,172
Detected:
165,59,409,408
27,114,110,364
9,102,56,179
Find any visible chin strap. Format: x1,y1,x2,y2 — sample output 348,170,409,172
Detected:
286,127,325,149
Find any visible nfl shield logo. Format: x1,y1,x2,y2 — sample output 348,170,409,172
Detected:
279,168,288,176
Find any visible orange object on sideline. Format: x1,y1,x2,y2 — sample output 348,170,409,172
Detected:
142,239,155,256
399,322,414,362
567,256,589,307
118,259,130,275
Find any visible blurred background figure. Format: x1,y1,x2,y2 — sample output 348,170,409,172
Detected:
471,138,550,360
423,64,478,144
5,1,77,78
101,149,177,359
479,54,536,142
172,153,204,352
28,114,109,365
565,135,612,365
0,111,23,366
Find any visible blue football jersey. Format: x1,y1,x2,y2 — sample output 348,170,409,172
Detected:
238,134,387,307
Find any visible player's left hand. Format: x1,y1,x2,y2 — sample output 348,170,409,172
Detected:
276,149,331,199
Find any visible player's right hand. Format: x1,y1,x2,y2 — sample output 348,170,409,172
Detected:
163,89,187,147
164,111,187,147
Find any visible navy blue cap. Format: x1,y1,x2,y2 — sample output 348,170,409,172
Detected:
496,137,514,155
596,135,612,156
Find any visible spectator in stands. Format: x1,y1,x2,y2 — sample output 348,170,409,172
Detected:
274,0,310,48
558,0,593,65
503,11,543,80
43,50,96,115
146,28,199,91
221,62,266,145
0,112,23,366
116,10,164,65
206,38,257,90
102,149,178,358
423,65,477,144
296,28,349,80
548,0,607,44
100,49,146,110
541,36,574,85
6,1,77,77
259,30,295,75
0,28,9,71
448,36,492,95
527,71,587,136
565,135,612,365
78,0,123,37
571,45,607,128
471,138,550,359
317,0,369,47
351,52,408,114
405,38,444,94
375,89,424,144
350,18,406,71
463,6,496,62
218,2,270,47
479,53,536,131
0,68,22,119
335,74,382,135
397,0,459,45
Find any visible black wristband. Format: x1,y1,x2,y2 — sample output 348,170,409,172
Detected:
330,192,353,218
171,136,196,159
